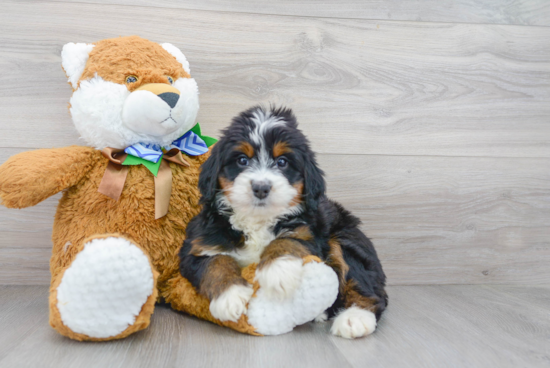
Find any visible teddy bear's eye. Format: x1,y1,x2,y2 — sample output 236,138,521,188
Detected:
126,75,138,84
167,76,174,84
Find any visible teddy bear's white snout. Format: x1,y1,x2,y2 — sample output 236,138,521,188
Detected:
69,75,199,149
122,89,182,137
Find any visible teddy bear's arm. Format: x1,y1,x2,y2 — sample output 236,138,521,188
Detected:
0,146,97,208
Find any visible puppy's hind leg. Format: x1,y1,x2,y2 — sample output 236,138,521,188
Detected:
330,286,383,339
326,234,388,339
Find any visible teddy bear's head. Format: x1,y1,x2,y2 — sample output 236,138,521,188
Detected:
61,36,199,149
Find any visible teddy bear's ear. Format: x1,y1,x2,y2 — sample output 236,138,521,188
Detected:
61,42,95,89
161,43,191,75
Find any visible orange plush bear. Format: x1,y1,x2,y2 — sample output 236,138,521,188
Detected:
0,36,338,341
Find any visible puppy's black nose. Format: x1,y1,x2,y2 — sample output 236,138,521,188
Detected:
252,182,272,200
158,92,179,108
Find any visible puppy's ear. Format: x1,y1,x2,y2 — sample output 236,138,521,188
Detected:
198,144,223,204
303,154,326,211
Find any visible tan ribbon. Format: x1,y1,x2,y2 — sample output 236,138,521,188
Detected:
99,148,190,219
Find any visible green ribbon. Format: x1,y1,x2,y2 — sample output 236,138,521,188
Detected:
122,123,216,176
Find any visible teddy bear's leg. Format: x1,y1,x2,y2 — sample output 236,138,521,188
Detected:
49,235,158,341
245,257,339,336
162,273,261,336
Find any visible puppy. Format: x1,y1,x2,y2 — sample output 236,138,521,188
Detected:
179,106,387,338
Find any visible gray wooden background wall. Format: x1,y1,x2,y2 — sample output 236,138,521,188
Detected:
1,0,549,286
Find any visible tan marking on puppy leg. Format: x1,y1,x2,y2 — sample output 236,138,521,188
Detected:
327,238,349,292
200,255,247,300
236,141,254,157
189,238,225,257
342,280,381,314
273,141,292,157
289,225,313,241
258,238,310,269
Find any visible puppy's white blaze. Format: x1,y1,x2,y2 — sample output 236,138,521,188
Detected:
331,306,377,339
70,75,199,149
248,109,286,145
255,255,304,300
209,284,254,322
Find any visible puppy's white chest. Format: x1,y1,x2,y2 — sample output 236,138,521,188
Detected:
228,216,276,267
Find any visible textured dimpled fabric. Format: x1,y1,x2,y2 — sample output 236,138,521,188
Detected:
56,237,154,338
247,261,339,335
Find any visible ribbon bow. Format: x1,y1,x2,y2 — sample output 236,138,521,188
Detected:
98,124,215,219
124,130,209,164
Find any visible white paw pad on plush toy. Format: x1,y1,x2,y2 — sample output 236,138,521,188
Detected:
56,237,155,338
247,260,339,336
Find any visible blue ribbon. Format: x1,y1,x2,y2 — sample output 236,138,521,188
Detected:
124,130,208,163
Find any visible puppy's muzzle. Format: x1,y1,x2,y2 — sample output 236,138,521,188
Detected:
252,181,272,200
136,83,180,108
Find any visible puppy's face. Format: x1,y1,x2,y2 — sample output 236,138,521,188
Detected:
200,107,325,219
220,135,303,218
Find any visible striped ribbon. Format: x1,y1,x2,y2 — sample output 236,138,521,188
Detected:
124,130,208,163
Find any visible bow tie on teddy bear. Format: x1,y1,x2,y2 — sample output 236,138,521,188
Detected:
99,124,215,219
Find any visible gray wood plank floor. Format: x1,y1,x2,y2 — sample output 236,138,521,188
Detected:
0,285,547,368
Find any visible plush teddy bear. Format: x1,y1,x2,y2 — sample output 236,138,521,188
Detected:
0,36,338,341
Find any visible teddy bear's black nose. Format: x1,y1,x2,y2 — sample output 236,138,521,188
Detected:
158,92,179,109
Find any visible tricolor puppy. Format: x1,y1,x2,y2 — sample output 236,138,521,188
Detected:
179,106,387,338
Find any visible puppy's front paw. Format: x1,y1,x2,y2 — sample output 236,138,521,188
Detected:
209,284,254,322
255,255,303,300
330,306,377,339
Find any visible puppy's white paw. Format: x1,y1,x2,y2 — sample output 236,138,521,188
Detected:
314,312,328,323
255,255,303,300
330,306,377,339
209,284,254,322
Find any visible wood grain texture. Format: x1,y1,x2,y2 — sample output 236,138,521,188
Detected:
321,154,550,286
0,286,49,362
1,1,550,157
0,285,548,368
50,0,550,26
1,152,548,285
331,284,550,368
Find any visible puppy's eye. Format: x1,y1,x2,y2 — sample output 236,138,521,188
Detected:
237,156,249,167
126,75,138,84
276,157,288,168
167,76,174,84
